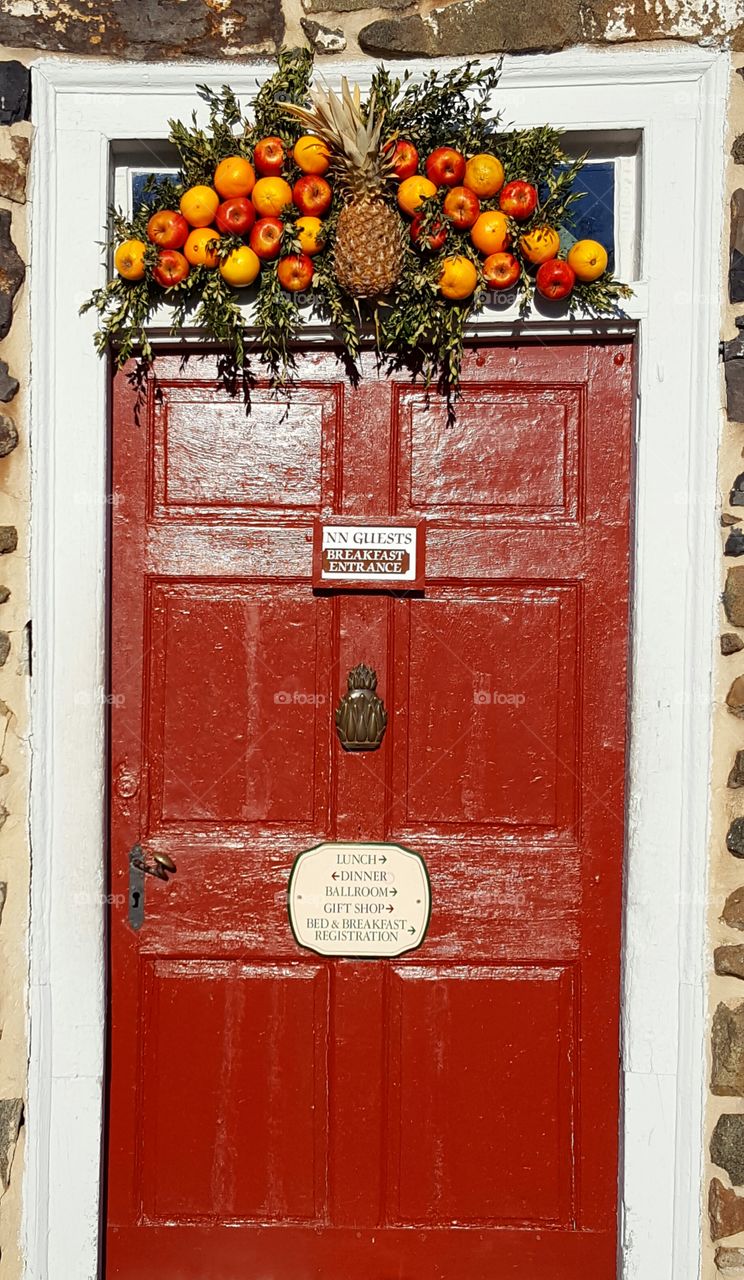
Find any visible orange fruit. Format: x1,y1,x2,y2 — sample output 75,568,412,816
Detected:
295,215,325,256
179,185,220,228
520,225,560,265
214,155,256,199
567,238,608,282
114,239,147,281
438,255,478,301
252,176,293,218
463,153,505,198
397,174,437,217
184,227,221,268
470,210,510,255
219,245,261,288
293,135,331,176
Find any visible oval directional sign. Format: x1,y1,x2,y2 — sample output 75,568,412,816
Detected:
288,842,431,959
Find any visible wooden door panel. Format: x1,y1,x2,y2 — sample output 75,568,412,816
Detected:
388,964,576,1227
151,382,342,517
107,1223,616,1279
140,960,329,1224
107,343,634,1279
334,593,392,841
145,582,331,830
392,587,579,832
396,384,582,521
327,962,389,1226
383,845,581,964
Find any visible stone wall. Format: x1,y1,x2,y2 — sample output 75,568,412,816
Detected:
0,1,742,1275
0,55,29,1280
0,0,741,60
709,56,744,1280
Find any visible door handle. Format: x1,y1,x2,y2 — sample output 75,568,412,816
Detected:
127,844,176,931
129,843,177,881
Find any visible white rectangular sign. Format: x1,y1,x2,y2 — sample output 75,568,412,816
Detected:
313,522,425,589
288,842,431,958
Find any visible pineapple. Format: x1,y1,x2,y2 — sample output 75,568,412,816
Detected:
283,79,403,299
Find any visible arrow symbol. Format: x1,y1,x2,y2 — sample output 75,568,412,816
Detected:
389,888,397,896
386,905,394,913
378,855,387,864
408,926,415,935
332,872,338,880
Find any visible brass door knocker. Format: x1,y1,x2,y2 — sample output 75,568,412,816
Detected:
335,664,387,751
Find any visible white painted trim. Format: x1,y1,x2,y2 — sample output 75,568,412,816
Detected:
25,46,728,1280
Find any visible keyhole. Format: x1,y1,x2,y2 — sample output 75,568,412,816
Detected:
132,890,140,910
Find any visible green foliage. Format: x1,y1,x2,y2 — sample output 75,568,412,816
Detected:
169,84,247,188
248,47,314,149
80,276,153,366
378,59,503,156
82,47,633,390
254,264,302,383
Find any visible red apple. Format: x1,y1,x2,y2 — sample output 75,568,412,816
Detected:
499,180,538,221
215,196,256,237
388,139,419,181
146,209,189,250
442,185,481,230
152,249,190,288
482,251,520,290
253,136,286,177
249,216,284,261
426,146,466,188
277,252,315,292
410,212,448,252
535,258,576,300
292,175,332,218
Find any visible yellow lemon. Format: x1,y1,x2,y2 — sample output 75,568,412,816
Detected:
520,225,561,265
398,175,437,217
114,239,147,281
567,238,609,282
293,135,331,176
219,245,261,288
438,255,478,301
295,216,325,256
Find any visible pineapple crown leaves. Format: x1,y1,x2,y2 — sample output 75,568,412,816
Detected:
281,78,396,190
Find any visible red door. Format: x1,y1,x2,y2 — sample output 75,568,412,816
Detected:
107,340,634,1279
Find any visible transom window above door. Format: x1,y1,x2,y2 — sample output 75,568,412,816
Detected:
111,128,641,299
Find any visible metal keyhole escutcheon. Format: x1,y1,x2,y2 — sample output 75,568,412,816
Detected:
335,663,387,751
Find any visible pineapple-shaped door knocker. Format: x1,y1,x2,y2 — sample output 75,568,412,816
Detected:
335,663,388,751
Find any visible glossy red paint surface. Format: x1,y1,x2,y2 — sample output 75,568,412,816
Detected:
107,342,634,1278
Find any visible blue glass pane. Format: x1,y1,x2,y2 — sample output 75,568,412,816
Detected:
559,161,615,271
131,170,178,211
539,161,615,270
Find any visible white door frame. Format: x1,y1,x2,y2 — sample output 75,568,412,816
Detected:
26,46,728,1279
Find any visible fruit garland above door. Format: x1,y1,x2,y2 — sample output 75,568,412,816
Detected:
83,48,632,389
